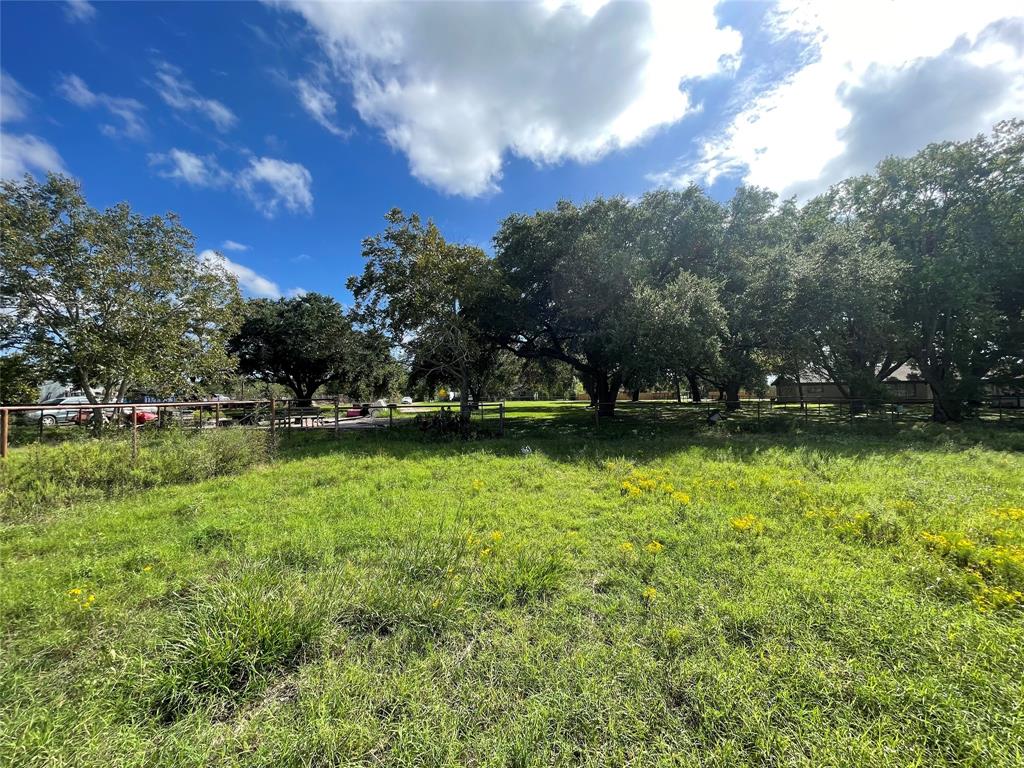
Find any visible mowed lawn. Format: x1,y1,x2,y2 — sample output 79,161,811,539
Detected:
2,405,1023,767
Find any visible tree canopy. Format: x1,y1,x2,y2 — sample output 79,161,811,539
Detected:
350,209,498,413
1,173,241,404
227,293,376,405
5,122,1020,423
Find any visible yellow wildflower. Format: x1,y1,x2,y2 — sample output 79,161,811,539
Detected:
646,540,664,555
470,479,484,492
621,481,641,497
992,506,1024,522
479,547,492,558
142,565,153,572
642,586,658,603
619,541,635,554
431,598,442,609
730,514,764,534
671,491,691,506
490,530,504,543
67,588,83,597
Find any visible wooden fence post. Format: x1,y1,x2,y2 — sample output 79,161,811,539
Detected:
499,401,505,436
269,397,276,453
215,402,220,428
131,406,139,461
1,408,8,460
335,396,341,438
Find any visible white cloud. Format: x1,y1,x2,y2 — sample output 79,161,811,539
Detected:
1,73,66,180
200,249,282,298
57,73,147,139
152,62,237,132
1,134,67,179
1,70,32,123
285,287,308,299
64,1,96,23
149,149,313,218
148,148,229,187
276,0,741,196
237,156,313,217
658,0,1024,198
290,253,311,263
222,239,250,252
294,77,347,136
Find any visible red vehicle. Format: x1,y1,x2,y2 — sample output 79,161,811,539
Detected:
72,407,159,426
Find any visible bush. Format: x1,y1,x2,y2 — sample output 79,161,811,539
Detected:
0,428,271,519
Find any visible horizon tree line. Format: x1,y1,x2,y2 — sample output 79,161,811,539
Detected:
2,121,1021,422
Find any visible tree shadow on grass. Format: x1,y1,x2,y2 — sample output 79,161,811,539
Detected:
275,401,1024,469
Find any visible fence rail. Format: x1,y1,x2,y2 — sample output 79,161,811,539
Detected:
0,398,507,458
2,394,1018,458
584,396,1022,427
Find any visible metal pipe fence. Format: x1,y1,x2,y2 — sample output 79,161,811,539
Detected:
585,396,1023,429
0,398,507,458
1,394,1018,458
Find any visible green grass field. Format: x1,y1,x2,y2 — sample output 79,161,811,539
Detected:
2,403,1023,766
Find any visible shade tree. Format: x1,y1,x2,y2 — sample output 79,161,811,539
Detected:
227,293,370,405
1,173,241,405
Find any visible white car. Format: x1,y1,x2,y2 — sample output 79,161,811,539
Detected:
19,396,92,426
400,396,413,405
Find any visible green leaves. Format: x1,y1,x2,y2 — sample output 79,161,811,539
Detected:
228,293,368,402
0,173,242,402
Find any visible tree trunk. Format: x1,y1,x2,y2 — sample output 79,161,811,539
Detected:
918,363,962,422
724,382,742,411
460,367,472,435
687,372,702,403
292,385,315,408
930,389,961,422
674,375,682,404
594,372,620,418
579,372,597,408
630,387,640,402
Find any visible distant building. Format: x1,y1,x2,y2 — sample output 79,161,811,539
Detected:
772,364,932,403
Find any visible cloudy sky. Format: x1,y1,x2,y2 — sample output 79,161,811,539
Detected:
2,0,1022,300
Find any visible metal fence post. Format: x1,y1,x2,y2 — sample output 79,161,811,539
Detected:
131,406,139,461
335,396,341,438
215,402,220,428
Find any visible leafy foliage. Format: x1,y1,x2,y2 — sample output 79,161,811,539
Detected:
227,293,379,404
1,174,241,403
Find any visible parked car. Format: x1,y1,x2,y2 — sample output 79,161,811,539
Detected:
400,396,413,405
71,407,119,426
72,406,159,426
125,408,160,425
18,396,92,426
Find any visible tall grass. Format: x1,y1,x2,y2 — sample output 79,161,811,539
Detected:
0,428,270,519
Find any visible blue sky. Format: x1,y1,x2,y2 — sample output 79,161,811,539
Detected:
2,1,1022,302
